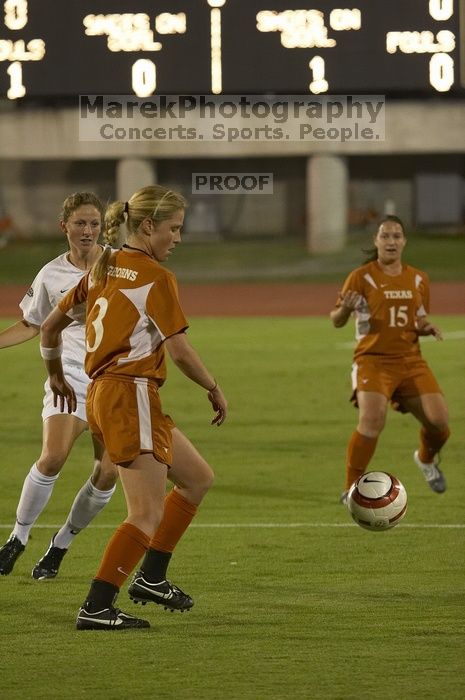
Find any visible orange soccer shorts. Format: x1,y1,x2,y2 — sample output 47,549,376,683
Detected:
350,355,442,412
86,375,173,466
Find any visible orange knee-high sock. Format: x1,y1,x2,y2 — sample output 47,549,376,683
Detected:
149,489,198,553
418,426,450,463
94,522,150,589
345,430,378,490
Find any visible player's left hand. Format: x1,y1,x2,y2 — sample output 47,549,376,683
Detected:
207,384,228,426
417,323,443,340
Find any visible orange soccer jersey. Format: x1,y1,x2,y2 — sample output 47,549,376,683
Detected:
58,249,188,464
336,261,430,361
58,249,188,383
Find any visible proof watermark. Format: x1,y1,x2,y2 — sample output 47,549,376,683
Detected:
192,173,273,195
79,95,385,142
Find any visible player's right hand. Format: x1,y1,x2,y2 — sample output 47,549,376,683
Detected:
50,376,77,414
340,290,362,311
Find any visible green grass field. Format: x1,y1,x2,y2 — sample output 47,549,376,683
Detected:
0,317,464,699
1,233,465,284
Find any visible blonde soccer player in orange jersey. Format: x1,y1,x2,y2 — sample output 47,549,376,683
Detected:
330,215,450,504
40,185,227,630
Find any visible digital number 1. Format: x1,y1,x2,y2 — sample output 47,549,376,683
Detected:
7,61,25,99
309,56,329,94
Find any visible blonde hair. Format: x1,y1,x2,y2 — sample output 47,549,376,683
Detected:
61,192,104,224
91,185,186,284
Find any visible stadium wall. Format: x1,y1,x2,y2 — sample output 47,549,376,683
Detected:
0,101,464,241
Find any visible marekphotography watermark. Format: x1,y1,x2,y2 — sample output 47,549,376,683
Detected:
192,173,273,195
78,95,385,142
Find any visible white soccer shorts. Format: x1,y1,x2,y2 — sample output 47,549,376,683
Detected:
42,364,89,424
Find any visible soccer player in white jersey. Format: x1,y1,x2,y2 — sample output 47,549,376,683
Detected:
0,192,117,578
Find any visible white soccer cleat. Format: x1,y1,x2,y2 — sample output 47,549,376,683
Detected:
414,450,446,493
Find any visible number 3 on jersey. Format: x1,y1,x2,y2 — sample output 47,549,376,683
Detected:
87,297,109,352
388,304,408,327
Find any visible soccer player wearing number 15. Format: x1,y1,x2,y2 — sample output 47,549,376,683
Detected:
330,216,450,503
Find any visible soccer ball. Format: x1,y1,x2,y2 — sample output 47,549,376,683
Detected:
347,471,407,531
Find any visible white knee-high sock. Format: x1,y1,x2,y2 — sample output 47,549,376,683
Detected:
12,464,59,545
53,478,116,549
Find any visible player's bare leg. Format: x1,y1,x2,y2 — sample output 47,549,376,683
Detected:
339,391,387,502
128,428,214,612
76,453,167,630
402,394,449,493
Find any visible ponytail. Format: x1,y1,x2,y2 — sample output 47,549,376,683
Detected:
91,200,125,284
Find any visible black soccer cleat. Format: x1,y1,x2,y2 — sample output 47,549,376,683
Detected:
32,535,68,580
128,571,194,612
76,602,150,630
0,535,25,576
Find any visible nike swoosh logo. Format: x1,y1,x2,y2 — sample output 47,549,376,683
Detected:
79,614,123,627
117,566,129,576
362,477,384,483
380,283,388,288
60,288,70,294
137,582,173,599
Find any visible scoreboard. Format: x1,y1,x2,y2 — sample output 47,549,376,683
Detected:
0,0,464,99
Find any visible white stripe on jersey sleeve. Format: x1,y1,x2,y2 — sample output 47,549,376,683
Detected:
363,273,378,289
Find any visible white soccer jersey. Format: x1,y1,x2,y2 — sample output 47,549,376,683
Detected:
20,251,88,367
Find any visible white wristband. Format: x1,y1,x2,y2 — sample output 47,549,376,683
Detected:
40,344,63,360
